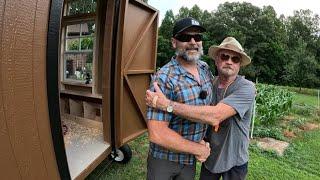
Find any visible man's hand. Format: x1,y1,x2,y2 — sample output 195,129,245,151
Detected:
195,140,211,163
213,124,220,132
146,82,170,111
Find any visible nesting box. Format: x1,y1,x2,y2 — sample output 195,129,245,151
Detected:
0,0,158,179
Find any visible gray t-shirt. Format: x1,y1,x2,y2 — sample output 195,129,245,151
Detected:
204,75,256,173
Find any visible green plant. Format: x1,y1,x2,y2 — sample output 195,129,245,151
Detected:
81,37,94,50
287,118,307,130
253,126,285,140
255,84,294,126
68,39,79,50
292,104,314,116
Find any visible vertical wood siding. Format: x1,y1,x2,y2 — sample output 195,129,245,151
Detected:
0,0,60,179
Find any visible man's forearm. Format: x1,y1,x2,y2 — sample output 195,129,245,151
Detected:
171,102,236,126
171,102,217,125
148,120,209,157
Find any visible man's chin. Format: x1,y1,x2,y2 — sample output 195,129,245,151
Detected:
186,50,201,56
184,55,200,62
221,70,235,76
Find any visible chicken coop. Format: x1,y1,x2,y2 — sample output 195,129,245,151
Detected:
0,0,158,179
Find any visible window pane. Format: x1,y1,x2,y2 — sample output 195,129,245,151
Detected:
63,21,95,83
66,21,95,38
66,38,80,51
66,24,81,37
80,37,94,50
67,0,97,16
65,53,93,83
81,22,95,36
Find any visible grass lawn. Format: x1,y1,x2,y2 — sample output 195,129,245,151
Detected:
87,129,320,180
293,93,319,107
86,92,320,180
248,129,320,180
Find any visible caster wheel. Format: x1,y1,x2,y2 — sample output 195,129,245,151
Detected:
111,144,132,164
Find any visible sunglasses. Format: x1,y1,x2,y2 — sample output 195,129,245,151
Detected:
174,34,202,42
219,53,241,63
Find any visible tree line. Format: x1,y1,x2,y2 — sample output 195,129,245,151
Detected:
156,2,320,88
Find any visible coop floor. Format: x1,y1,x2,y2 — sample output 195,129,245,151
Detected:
62,114,110,179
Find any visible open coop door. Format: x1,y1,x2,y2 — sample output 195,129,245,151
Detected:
113,0,158,148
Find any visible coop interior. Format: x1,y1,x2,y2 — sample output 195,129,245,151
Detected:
58,0,109,179
60,91,108,179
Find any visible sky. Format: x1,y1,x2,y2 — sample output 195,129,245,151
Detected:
148,0,320,24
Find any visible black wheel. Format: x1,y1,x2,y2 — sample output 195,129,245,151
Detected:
111,144,132,164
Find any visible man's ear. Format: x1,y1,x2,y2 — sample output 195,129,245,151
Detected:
214,57,218,66
171,38,176,49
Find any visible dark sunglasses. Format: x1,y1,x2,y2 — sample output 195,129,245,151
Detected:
174,34,202,42
219,53,241,63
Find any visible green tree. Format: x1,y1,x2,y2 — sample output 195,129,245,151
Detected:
156,3,320,88
246,5,287,83
156,35,174,67
176,7,190,19
284,39,320,88
284,10,320,87
159,10,175,40
189,5,202,20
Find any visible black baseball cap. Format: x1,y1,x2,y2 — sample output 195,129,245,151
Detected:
172,17,206,37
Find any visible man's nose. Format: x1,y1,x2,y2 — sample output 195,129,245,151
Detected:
225,58,233,64
189,37,197,44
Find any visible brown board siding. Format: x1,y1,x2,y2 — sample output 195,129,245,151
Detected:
0,1,20,178
0,0,60,179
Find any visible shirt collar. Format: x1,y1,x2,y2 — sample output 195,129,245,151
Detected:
171,56,206,76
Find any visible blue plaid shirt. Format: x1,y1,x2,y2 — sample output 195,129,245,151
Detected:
147,57,214,165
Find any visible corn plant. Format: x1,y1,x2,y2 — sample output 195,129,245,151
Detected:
255,84,293,126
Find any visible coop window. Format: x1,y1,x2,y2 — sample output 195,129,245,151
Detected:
61,0,97,84
64,22,95,83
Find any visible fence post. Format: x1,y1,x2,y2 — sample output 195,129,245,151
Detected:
250,97,256,139
318,89,320,109
250,78,258,139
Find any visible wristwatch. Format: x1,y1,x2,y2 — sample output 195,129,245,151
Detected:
166,101,174,113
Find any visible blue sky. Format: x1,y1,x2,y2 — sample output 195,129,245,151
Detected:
148,0,320,24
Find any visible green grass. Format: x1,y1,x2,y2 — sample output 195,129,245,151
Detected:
86,91,320,180
293,93,319,107
280,86,319,96
248,130,320,180
86,135,149,180
87,129,320,180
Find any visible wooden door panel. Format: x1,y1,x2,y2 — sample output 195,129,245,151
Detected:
115,0,158,147
126,22,157,71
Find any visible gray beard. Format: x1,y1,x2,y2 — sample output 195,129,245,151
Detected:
219,67,239,78
175,47,203,63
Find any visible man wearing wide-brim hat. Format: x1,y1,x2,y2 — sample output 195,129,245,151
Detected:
146,36,256,180
209,36,251,67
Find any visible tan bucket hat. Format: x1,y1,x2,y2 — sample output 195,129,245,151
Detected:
208,37,251,66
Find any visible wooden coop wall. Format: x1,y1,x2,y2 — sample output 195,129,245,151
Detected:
0,0,60,179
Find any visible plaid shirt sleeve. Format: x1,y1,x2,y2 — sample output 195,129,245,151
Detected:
146,70,174,122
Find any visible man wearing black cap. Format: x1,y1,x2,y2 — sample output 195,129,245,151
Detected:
146,17,213,179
